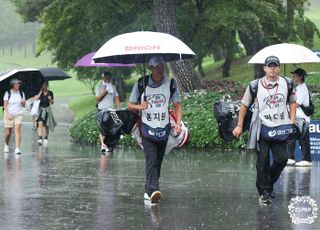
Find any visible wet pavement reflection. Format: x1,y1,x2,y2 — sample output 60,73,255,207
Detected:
0,125,319,229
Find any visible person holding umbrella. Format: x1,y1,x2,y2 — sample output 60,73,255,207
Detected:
232,56,297,204
128,56,182,204
33,80,57,146
95,71,120,153
3,78,26,157
287,68,312,167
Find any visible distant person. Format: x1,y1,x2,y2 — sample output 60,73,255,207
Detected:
33,80,57,146
232,56,297,204
3,78,26,157
287,68,312,167
128,56,182,204
95,71,120,153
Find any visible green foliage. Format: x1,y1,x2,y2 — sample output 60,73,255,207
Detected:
69,90,246,149
181,90,246,149
69,111,99,145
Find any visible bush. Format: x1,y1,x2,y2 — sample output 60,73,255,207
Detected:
69,111,100,145
69,87,247,150
180,90,246,149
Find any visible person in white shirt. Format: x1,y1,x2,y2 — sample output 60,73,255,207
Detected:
287,68,312,167
232,56,297,204
95,71,120,153
3,78,26,157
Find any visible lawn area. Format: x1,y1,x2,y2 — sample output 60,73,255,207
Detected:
0,44,91,97
68,95,96,120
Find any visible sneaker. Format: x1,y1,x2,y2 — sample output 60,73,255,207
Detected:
14,148,21,155
259,191,272,204
37,139,43,145
287,158,296,165
295,160,312,167
144,192,150,201
150,191,161,204
4,144,9,153
43,139,48,146
101,145,108,154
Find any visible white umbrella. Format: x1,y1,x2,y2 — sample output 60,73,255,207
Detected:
248,43,320,64
93,31,195,64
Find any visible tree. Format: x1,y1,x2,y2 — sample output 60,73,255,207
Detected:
153,0,201,91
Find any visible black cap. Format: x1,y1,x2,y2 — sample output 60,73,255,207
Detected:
264,56,280,66
102,71,112,77
291,68,307,77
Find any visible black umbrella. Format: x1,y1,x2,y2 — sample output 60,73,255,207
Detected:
0,68,45,106
40,67,71,81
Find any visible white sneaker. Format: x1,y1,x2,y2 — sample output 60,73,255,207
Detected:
4,144,9,153
43,139,48,146
287,158,296,165
295,160,312,167
144,192,150,201
14,148,21,155
37,139,43,145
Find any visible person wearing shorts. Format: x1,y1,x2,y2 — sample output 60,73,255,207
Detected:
3,78,26,157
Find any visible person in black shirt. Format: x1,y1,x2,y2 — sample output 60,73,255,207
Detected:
34,80,57,146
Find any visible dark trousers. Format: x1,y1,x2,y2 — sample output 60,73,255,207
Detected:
256,139,289,195
142,137,167,196
288,122,311,162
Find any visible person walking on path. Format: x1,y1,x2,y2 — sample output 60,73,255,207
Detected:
95,71,120,153
33,80,57,146
287,68,312,167
128,56,182,204
3,78,26,157
232,56,297,204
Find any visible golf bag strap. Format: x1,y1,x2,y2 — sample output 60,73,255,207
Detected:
249,76,293,106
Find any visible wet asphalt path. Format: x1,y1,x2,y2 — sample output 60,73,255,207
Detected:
0,97,319,229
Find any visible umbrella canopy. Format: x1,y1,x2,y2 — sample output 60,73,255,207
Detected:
93,31,195,64
0,68,45,106
74,52,135,67
248,43,320,64
40,67,71,81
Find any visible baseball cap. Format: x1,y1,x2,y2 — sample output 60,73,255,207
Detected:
264,56,280,66
10,78,21,85
148,56,165,67
291,68,307,77
102,71,112,77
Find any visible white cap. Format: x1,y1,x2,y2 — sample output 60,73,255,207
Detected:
148,56,165,67
10,78,21,85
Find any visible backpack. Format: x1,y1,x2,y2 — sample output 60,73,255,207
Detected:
300,93,315,116
7,90,24,101
137,75,176,102
3,90,24,111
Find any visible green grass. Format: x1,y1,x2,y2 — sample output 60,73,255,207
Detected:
0,44,92,97
68,95,96,120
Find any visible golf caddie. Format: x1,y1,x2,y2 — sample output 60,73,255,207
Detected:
128,55,182,204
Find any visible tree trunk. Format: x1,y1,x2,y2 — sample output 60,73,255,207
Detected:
114,77,126,102
253,64,264,79
238,30,264,56
222,55,232,77
153,0,200,92
212,46,224,62
197,59,206,79
287,0,294,40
